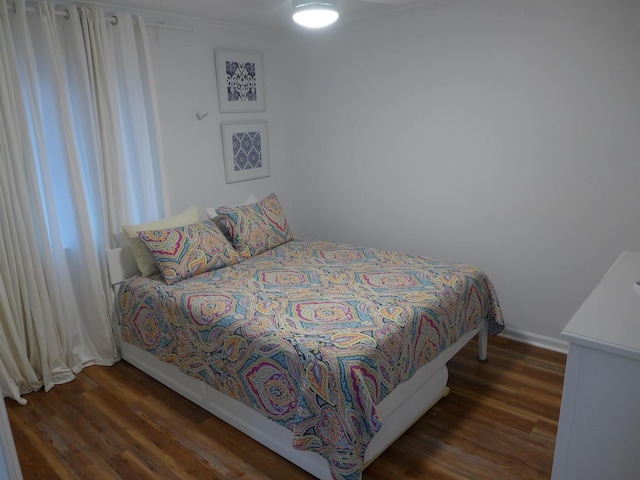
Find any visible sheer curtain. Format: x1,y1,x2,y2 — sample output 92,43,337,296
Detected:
0,0,168,404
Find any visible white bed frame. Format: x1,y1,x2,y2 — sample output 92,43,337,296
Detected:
106,246,488,479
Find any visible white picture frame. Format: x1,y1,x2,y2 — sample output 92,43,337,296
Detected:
215,49,265,113
221,121,270,184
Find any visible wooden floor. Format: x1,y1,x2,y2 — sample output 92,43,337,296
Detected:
5,336,566,479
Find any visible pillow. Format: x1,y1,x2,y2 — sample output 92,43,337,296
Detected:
215,193,293,258
122,205,200,276
137,221,242,284
206,194,258,240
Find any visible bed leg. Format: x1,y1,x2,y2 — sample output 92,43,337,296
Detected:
477,319,488,362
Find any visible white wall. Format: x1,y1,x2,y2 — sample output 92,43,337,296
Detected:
287,0,640,340
147,21,295,219
143,0,640,342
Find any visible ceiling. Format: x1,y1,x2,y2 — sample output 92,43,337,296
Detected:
82,0,438,32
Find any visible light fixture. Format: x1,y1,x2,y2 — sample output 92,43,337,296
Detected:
292,1,339,29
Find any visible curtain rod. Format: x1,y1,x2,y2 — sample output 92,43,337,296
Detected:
19,3,193,32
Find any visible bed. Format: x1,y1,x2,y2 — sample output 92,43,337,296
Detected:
107,195,504,480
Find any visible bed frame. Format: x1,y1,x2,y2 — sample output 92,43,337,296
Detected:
106,246,488,479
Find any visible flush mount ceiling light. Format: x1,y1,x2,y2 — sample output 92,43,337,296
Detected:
292,1,339,29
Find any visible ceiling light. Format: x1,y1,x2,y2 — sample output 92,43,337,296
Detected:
292,1,339,29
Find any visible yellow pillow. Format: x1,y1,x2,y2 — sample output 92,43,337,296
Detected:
121,205,200,276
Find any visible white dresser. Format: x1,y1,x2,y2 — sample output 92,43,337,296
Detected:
551,252,640,480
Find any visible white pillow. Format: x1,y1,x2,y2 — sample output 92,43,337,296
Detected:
121,205,200,276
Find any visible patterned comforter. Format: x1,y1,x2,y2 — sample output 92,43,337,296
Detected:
119,238,504,479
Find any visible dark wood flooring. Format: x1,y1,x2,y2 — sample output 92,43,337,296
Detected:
5,336,566,479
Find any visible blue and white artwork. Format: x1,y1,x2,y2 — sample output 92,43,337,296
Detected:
222,121,269,183
232,131,262,171
226,61,257,102
215,49,264,113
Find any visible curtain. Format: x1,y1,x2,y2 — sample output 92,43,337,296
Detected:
0,0,168,404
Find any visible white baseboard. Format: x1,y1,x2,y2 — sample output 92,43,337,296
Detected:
500,327,569,354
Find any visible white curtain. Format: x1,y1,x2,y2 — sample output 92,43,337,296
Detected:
0,0,168,404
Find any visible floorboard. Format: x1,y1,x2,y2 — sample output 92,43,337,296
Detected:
5,337,566,479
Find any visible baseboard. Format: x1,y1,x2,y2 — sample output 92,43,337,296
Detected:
500,327,569,354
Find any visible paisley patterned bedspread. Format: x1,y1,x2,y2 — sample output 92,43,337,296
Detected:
119,238,504,480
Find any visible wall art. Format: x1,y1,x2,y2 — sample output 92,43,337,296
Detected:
221,121,269,183
215,49,265,113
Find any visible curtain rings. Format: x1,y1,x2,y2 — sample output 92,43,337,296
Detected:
58,8,118,26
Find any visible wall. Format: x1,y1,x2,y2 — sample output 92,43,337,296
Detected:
147,20,295,219
287,0,640,341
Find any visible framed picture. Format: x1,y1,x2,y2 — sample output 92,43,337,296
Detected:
215,49,265,113
221,121,270,184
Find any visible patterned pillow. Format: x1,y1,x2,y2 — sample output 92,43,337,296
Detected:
137,221,242,284
206,194,258,241
215,193,293,258
122,205,200,276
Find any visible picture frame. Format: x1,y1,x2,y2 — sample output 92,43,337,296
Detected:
221,121,270,184
215,49,265,113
